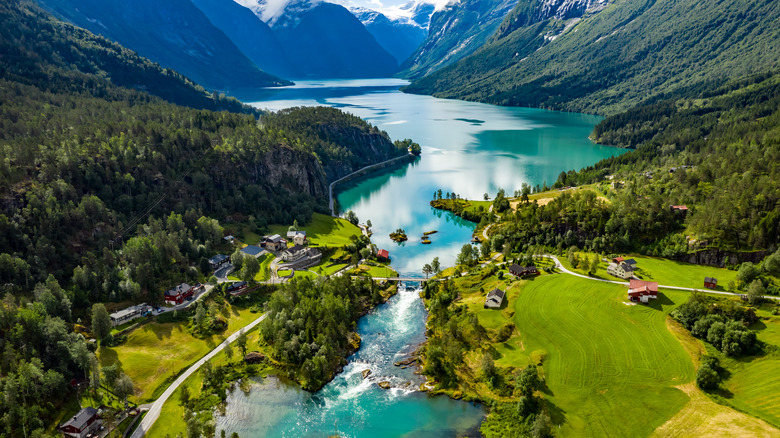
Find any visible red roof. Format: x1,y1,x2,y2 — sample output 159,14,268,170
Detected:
629,279,658,295
671,205,688,211
613,257,625,263
377,249,389,259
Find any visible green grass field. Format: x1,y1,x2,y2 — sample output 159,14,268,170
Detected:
724,356,780,428
99,304,260,403
255,253,273,281
484,274,695,436
267,213,361,248
350,264,398,278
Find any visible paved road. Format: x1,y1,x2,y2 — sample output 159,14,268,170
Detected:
130,313,268,438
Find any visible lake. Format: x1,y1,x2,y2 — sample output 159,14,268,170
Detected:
215,79,627,437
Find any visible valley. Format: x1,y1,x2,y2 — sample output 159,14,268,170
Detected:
2,0,780,437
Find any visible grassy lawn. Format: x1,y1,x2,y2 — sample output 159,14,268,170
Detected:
99,303,261,403
277,269,292,277
267,213,361,248
723,355,780,428
480,274,695,436
349,264,398,278
293,270,319,280
254,253,273,281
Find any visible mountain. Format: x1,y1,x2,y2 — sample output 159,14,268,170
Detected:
190,0,295,78
1,0,257,112
404,0,780,115
398,0,519,79
350,2,433,64
35,0,290,91
237,0,399,78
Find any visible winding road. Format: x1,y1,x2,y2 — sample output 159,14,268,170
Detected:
130,313,268,438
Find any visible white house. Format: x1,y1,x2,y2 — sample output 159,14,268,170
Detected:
281,245,309,262
607,261,635,279
109,303,151,327
484,288,505,309
287,230,307,246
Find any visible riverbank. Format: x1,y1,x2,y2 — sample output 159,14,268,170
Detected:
329,153,417,216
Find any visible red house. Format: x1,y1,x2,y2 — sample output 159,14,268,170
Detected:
60,407,100,438
628,279,659,303
377,249,390,261
164,283,194,305
704,277,718,289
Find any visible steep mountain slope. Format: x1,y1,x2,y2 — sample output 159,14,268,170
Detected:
190,0,295,78
1,0,256,112
398,0,519,79
350,6,428,64
36,0,289,91
238,0,399,78
405,0,780,115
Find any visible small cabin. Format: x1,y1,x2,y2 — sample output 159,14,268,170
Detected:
60,407,100,438
704,277,718,289
261,234,287,251
208,254,229,270
509,264,539,277
484,288,505,309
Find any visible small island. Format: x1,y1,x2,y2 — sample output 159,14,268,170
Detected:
390,228,408,242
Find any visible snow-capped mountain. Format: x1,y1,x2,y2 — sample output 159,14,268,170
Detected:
350,4,431,64
235,0,398,78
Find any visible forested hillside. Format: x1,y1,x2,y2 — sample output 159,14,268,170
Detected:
478,72,780,259
0,3,408,434
404,0,780,116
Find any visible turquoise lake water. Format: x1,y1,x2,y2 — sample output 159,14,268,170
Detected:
215,79,627,437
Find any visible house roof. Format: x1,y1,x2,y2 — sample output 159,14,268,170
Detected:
284,244,307,255
486,288,505,300
227,281,247,291
241,245,263,256
165,283,191,296
287,230,306,238
613,257,625,263
509,263,523,272
62,407,98,430
377,249,389,258
265,234,284,243
623,258,637,266
223,235,234,240
209,254,228,264
671,205,689,210
110,303,149,321
629,279,658,294
705,277,718,283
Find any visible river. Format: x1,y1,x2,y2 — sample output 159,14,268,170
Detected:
214,79,627,437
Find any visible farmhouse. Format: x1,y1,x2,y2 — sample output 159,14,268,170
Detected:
607,258,637,279
377,249,390,261
60,407,100,438
484,288,505,308
287,230,307,246
240,245,264,258
208,254,229,270
628,279,658,303
109,303,151,327
704,276,718,289
509,263,539,277
261,234,287,251
164,283,193,305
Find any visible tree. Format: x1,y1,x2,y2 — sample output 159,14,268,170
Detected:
747,279,765,305
242,256,260,282
223,340,234,360
231,249,245,271
484,193,490,201
431,257,441,274
764,250,780,276
114,373,134,401
102,364,120,387
194,303,206,330
696,363,720,390
344,210,359,225
89,354,100,390
366,220,372,229
531,412,553,438
521,183,531,204
236,330,248,357
737,262,759,285
91,303,111,344
422,264,433,279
